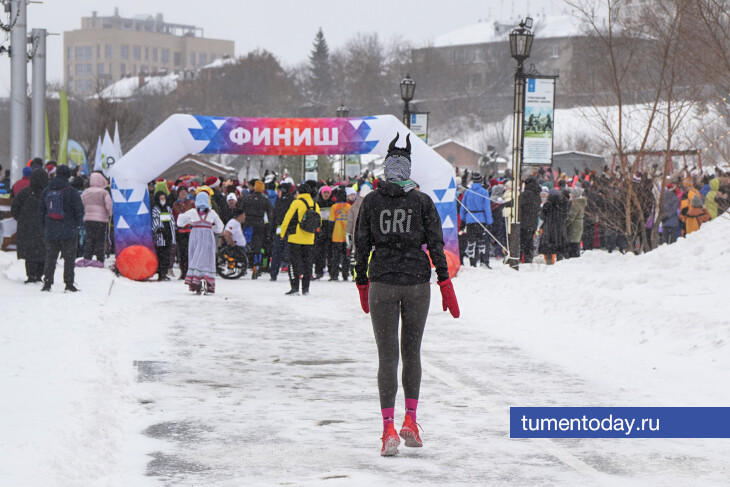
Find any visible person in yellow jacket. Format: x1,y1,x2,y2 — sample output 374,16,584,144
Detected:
705,178,720,220
280,183,321,295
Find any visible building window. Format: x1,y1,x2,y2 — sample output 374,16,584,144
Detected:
97,45,101,59
132,65,137,75
174,52,181,66
75,79,93,92
199,53,207,66
75,63,93,76
161,49,169,64
211,54,216,62
121,45,129,60
67,47,73,60
551,44,560,58
141,65,148,73
190,52,196,66
145,47,149,61
120,63,126,75
105,44,112,59
75,46,92,61
97,63,105,75
133,46,141,61
152,48,158,62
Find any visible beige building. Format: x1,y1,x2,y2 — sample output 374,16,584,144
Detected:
64,9,235,95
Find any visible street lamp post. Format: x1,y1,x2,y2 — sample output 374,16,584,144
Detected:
507,17,534,270
336,103,349,180
400,74,416,128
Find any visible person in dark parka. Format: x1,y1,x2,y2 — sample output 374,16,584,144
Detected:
538,190,570,262
11,169,49,283
38,165,85,292
518,177,542,263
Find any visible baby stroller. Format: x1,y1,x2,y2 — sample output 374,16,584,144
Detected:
216,245,249,279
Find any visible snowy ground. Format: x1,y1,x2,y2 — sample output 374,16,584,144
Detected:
1,218,729,486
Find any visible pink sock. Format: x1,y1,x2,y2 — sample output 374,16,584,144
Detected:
405,398,418,422
382,408,395,430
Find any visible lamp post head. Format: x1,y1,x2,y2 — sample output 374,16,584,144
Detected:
400,74,416,103
336,104,350,118
509,17,534,64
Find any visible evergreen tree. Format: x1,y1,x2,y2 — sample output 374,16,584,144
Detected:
308,28,334,103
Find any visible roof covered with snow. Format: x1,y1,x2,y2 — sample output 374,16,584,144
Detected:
97,73,180,100
432,15,587,48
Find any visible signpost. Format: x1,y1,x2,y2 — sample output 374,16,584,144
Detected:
523,77,556,166
410,112,429,143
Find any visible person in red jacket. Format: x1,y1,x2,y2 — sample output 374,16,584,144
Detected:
11,167,32,196
355,133,460,456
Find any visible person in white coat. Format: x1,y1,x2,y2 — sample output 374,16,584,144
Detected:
176,191,224,294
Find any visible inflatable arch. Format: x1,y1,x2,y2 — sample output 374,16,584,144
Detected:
109,114,459,280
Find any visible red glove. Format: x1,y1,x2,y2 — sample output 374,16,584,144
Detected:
357,281,370,314
438,278,460,318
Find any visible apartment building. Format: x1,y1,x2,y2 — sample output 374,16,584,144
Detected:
64,8,235,95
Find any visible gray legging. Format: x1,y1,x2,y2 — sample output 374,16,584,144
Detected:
369,282,431,410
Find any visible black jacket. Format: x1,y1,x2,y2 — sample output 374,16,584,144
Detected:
355,182,448,286
38,175,85,241
519,178,542,234
273,194,295,227
11,170,48,261
538,192,569,255
241,192,273,226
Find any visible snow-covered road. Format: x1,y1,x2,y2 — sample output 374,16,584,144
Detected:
2,217,729,486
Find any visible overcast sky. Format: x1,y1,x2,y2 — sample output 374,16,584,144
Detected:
0,0,566,96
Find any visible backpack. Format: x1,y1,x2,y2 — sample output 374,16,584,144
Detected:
691,195,703,208
46,187,68,221
299,200,321,234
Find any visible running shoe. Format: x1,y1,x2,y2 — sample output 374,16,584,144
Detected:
381,423,400,456
399,415,423,447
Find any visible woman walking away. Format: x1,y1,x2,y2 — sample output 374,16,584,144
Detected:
80,172,113,268
176,191,224,294
355,133,460,457
11,169,48,283
151,191,177,280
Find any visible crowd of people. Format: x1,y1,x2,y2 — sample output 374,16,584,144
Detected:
7,158,379,294
456,164,730,266
6,156,729,293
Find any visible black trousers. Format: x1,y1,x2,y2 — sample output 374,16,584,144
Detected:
270,237,290,278
249,224,267,266
370,282,430,409
83,221,107,262
25,260,44,281
156,245,171,275
520,226,536,263
330,242,349,278
288,243,314,292
314,226,333,275
177,232,190,275
44,238,77,285
661,226,678,245
566,242,581,259
465,223,489,266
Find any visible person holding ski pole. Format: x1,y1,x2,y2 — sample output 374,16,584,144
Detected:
354,133,460,457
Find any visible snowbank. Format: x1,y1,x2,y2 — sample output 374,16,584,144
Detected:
0,216,728,484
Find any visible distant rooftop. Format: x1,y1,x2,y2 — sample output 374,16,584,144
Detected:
432,15,587,48
81,8,205,38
